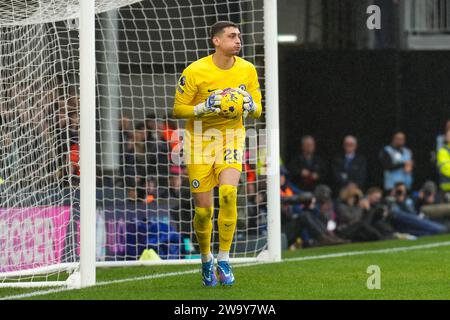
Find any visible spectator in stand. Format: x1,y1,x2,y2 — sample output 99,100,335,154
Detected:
280,166,302,248
244,150,257,195
66,109,80,184
123,122,147,181
379,131,414,192
336,184,385,242
125,178,145,206
119,116,132,179
144,114,169,183
436,119,450,155
279,166,303,248
160,166,192,237
437,129,450,202
161,118,180,152
119,116,132,147
160,166,190,203
332,135,367,192
67,110,79,144
388,182,447,236
288,135,327,191
144,176,157,205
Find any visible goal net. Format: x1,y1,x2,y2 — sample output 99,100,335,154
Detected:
0,0,269,287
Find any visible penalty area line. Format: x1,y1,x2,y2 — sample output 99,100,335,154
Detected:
2,239,450,300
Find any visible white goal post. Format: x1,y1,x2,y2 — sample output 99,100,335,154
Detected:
0,0,280,288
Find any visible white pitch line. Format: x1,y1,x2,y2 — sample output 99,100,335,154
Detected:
0,269,201,301
2,240,450,300
283,240,450,263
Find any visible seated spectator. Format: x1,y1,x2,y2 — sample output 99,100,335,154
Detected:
379,131,414,192
388,182,447,236
122,128,146,180
332,135,367,191
280,166,302,214
160,166,190,203
280,166,303,248
144,177,157,205
125,179,146,206
288,135,327,191
437,129,450,203
336,184,385,242
245,189,268,237
144,114,169,183
160,166,192,236
119,116,132,150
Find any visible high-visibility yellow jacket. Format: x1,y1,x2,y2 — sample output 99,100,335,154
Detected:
437,144,450,192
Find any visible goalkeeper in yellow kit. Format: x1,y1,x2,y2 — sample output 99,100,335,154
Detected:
173,21,262,286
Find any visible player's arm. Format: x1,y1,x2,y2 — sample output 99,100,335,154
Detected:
236,65,262,118
173,68,222,118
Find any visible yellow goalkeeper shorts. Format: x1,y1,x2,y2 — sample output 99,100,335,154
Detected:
186,131,245,193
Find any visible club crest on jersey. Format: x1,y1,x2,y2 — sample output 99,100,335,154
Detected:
229,92,238,102
238,84,246,91
191,179,200,188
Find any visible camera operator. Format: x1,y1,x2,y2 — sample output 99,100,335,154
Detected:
282,192,347,248
336,184,385,242
388,182,447,236
414,181,438,212
414,180,450,225
360,187,396,239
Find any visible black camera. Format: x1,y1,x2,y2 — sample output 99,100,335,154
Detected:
281,192,314,207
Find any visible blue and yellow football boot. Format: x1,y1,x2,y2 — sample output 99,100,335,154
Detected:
217,260,235,286
201,259,218,287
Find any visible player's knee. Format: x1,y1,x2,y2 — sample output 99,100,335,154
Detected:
219,184,237,210
194,206,214,223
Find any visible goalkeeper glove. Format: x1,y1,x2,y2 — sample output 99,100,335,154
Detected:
194,90,222,116
236,88,257,117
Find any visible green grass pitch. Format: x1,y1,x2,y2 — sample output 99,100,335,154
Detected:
1,234,450,300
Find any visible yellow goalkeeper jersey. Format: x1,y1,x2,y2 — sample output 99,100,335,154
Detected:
173,54,262,133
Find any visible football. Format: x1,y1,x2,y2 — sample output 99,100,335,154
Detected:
219,88,244,119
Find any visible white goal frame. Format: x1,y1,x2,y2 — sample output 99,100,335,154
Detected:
0,0,280,289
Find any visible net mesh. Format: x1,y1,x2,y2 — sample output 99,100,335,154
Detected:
0,0,267,285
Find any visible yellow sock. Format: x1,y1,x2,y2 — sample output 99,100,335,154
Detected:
193,206,214,255
218,184,238,252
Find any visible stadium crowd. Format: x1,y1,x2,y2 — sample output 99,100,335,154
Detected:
63,104,450,251
281,121,450,249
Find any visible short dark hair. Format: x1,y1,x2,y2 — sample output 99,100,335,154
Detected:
366,187,383,196
210,21,238,44
394,182,406,189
